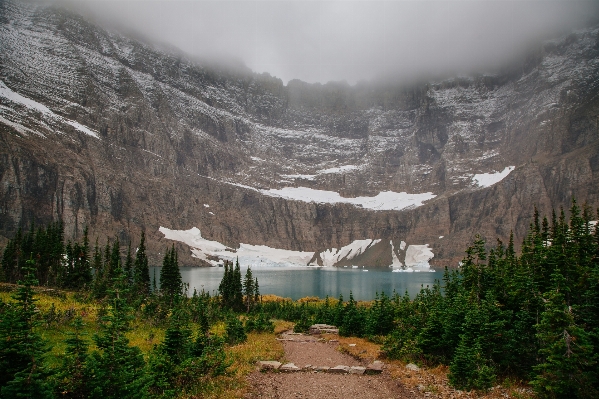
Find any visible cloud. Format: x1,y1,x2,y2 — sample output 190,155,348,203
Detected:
65,0,599,84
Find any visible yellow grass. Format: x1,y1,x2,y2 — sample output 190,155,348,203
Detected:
183,327,285,399
330,332,534,399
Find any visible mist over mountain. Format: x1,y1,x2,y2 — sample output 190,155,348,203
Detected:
63,0,599,85
1,0,598,268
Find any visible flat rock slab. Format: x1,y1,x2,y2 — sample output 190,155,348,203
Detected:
329,365,350,374
280,363,301,372
258,361,282,371
309,324,340,335
349,366,366,375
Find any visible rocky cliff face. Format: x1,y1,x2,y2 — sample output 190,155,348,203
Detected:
1,1,598,267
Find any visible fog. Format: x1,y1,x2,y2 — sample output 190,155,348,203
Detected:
65,0,598,85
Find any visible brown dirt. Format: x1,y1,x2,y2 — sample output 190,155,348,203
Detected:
244,331,416,399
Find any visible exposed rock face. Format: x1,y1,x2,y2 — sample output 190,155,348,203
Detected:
1,1,598,266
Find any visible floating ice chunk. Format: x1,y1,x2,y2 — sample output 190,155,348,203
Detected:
473,166,515,187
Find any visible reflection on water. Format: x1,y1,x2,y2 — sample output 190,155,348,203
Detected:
152,266,440,301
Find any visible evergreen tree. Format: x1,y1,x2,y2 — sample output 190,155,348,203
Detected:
124,241,133,284
0,256,53,398
92,239,106,299
532,270,598,398
340,292,365,337
54,316,91,399
232,259,244,311
254,277,260,304
133,231,150,297
243,266,255,312
160,245,182,303
86,276,146,399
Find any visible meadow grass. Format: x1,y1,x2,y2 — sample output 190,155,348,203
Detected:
2,287,289,398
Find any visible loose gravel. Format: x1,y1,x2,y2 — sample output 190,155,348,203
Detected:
245,331,416,399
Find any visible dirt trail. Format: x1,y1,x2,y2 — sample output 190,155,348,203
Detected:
245,332,416,399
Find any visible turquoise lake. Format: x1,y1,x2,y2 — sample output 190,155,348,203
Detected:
152,266,440,301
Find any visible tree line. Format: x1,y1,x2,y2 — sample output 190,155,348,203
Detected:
248,201,599,398
0,224,270,399
1,200,597,398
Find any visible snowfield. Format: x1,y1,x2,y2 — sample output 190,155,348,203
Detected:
473,166,515,188
261,187,437,211
159,227,435,271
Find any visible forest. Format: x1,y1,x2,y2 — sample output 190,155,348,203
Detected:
0,200,598,398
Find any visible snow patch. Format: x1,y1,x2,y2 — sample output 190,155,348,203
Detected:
262,187,436,211
395,244,435,272
390,241,403,268
318,165,360,174
64,119,99,138
0,115,44,137
317,239,381,267
281,174,317,180
0,80,99,138
473,166,515,188
0,80,52,114
159,226,314,267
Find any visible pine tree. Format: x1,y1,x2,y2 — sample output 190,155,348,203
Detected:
92,239,106,299
243,266,255,312
218,261,231,307
124,241,133,284
54,316,91,399
254,277,260,304
160,245,182,303
133,231,150,297
232,259,244,311
86,276,146,399
532,270,598,398
0,256,54,398
340,292,365,337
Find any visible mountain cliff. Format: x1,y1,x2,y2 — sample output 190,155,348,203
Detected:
1,1,598,267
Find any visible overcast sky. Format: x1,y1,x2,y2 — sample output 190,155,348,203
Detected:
69,1,598,85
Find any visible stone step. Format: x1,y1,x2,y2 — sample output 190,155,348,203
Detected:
257,360,384,375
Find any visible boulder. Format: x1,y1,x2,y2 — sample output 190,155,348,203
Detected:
406,363,420,371
315,366,330,372
365,361,384,375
